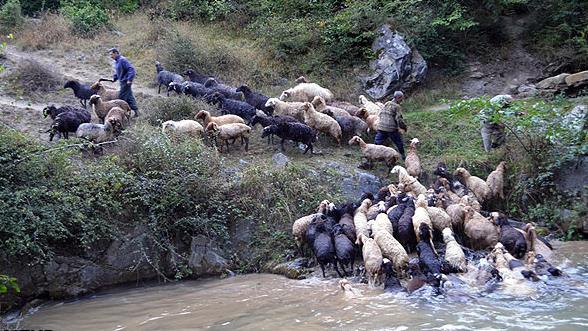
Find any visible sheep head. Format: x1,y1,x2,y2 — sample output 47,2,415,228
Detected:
195,110,208,120
279,89,292,101
89,95,101,105
42,105,56,118
301,102,313,113
357,108,369,119
311,96,326,110
295,76,308,84
204,78,218,88
91,81,103,90
260,125,276,139
265,98,278,108
442,228,455,243
205,122,219,132
161,121,176,134
235,85,250,94
418,222,432,241
358,95,368,105
410,137,420,147
415,194,427,208
390,165,406,175
453,167,470,178
348,136,362,146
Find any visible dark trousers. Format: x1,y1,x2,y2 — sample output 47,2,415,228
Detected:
375,130,405,159
119,82,139,116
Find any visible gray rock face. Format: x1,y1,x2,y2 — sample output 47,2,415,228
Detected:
272,258,311,279
363,25,427,100
188,235,229,275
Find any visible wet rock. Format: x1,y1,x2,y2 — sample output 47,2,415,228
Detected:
362,25,427,100
188,235,229,275
272,258,311,279
565,70,588,87
536,73,570,90
555,155,588,196
272,152,289,168
516,83,538,97
340,169,383,201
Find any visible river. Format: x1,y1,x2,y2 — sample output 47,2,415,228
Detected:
11,241,588,330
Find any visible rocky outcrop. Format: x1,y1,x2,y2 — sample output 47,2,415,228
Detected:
534,70,588,96
188,235,229,275
565,70,588,87
362,25,427,100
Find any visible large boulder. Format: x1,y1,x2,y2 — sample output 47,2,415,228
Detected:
188,235,229,275
536,73,570,90
565,70,588,87
362,25,427,100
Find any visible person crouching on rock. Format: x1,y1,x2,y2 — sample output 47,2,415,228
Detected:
479,94,514,152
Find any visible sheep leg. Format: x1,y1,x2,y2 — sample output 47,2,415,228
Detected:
225,139,230,152
79,99,85,108
158,84,161,94
333,260,344,278
280,138,286,152
64,131,69,139
320,263,326,278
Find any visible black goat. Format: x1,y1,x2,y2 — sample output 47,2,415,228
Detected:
183,69,210,84
155,61,183,95
209,92,256,123
310,217,343,278
236,85,272,115
204,78,243,100
397,196,417,253
332,224,355,276
47,110,91,141
261,122,317,155
63,80,96,108
492,212,527,259
182,82,213,99
416,223,444,287
250,114,298,144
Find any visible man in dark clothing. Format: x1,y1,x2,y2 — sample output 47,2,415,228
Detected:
375,91,407,160
109,48,139,117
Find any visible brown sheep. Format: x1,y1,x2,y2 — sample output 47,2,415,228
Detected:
311,96,352,118
391,165,427,197
330,100,361,117
90,81,119,101
195,110,245,127
104,106,130,134
89,95,131,123
405,138,421,178
454,167,491,204
442,228,467,273
426,206,452,233
349,136,400,170
291,200,331,249
358,233,384,288
486,161,506,200
205,122,251,153
353,199,372,245
357,108,379,134
463,206,499,250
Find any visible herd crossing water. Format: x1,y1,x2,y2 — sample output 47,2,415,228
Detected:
10,241,588,330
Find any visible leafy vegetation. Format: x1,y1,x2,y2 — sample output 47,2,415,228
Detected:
448,96,587,238
0,275,19,294
60,0,110,37
0,0,23,33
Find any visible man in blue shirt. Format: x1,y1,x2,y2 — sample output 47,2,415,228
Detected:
109,48,139,117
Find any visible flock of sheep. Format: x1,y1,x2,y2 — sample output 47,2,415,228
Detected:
293,159,563,294
47,61,406,163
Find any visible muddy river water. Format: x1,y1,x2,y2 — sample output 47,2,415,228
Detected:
12,241,588,330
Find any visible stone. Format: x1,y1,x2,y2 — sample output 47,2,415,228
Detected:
272,152,289,168
362,25,427,100
536,73,570,90
565,70,588,87
188,235,229,275
272,258,311,279
516,83,538,97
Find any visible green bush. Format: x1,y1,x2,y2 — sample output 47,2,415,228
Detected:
142,95,215,127
0,0,23,32
20,0,60,16
60,0,110,37
102,0,139,13
165,0,234,21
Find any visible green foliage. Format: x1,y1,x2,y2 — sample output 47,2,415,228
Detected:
165,0,235,21
20,0,60,16
102,0,139,13
0,275,19,294
60,0,110,37
0,0,23,32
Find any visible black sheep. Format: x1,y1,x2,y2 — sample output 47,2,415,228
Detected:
492,212,527,259
209,92,256,123
534,254,562,277
397,196,417,253
251,114,298,144
63,80,96,108
261,122,317,155
388,193,409,236
48,110,91,141
204,78,243,101
433,161,468,196
167,82,184,95
183,69,210,84
182,82,213,99
155,62,183,95
332,224,355,276
236,85,272,115
323,110,367,139
310,218,343,278
43,105,85,120
416,223,444,287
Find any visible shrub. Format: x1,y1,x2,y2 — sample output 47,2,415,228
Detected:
20,0,60,16
165,0,235,21
60,0,110,37
102,0,139,13
5,58,62,94
0,0,23,33
18,13,71,50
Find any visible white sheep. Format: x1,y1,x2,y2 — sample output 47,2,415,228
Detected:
162,120,204,137
301,102,342,145
279,82,334,103
463,206,499,250
353,199,372,245
358,233,384,288
412,194,436,254
76,121,115,143
372,213,393,235
291,200,331,249
358,95,382,115
391,165,427,197
486,161,506,200
426,206,452,233
311,96,351,118
348,136,400,169
195,110,245,127
405,138,421,178
373,226,409,276
265,98,305,122
442,228,467,273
